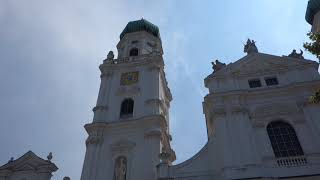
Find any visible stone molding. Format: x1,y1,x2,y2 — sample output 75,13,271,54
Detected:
230,106,249,114
210,107,226,118
250,103,305,128
144,128,162,139
147,65,161,72
0,151,58,177
145,98,166,110
206,78,320,100
111,139,136,153
116,85,141,96
160,70,173,102
84,122,108,146
87,115,168,133
92,105,108,112
100,54,163,70
86,135,104,146
205,53,318,82
100,72,113,79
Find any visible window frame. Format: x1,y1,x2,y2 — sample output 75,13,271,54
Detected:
248,79,262,88
265,77,279,86
129,48,139,56
267,121,304,158
120,98,134,118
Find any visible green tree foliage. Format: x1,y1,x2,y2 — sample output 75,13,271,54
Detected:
304,32,320,103
304,32,320,60
310,90,320,104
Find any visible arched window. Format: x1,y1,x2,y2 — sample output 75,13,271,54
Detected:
129,48,138,56
267,121,304,158
120,98,134,118
113,156,127,180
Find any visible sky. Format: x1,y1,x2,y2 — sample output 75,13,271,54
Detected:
0,0,315,179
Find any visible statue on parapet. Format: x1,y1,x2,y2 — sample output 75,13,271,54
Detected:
288,49,304,59
244,39,258,54
211,59,226,73
104,51,115,64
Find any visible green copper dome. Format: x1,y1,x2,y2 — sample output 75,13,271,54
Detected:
306,0,320,25
120,19,160,39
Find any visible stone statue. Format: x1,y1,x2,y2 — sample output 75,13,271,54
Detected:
211,59,226,72
114,157,127,180
288,49,304,59
107,51,115,60
104,51,115,64
244,39,258,54
47,152,53,161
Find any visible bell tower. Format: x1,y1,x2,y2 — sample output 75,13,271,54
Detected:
80,19,175,180
306,0,320,33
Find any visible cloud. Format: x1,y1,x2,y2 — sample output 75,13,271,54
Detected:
0,0,313,178
0,0,172,179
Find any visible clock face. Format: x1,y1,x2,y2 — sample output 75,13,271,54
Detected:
120,72,139,85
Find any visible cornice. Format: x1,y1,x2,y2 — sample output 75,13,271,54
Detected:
92,105,108,112
84,122,109,134
99,54,164,71
85,115,168,133
144,128,162,139
211,107,227,118
230,106,249,114
145,98,165,110
100,72,113,79
205,55,318,82
205,80,320,100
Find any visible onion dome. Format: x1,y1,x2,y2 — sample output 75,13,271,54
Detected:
120,19,160,39
306,0,320,25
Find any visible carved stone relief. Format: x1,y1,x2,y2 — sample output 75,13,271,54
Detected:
114,156,127,180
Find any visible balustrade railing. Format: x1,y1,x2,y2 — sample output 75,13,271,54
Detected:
276,156,307,167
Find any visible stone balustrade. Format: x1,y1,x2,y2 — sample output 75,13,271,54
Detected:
276,156,307,167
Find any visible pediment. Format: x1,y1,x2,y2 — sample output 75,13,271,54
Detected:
0,151,58,173
15,163,36,171
213,53,318,77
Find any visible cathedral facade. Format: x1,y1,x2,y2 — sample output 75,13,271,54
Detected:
1,1,320,180
81,1,320,179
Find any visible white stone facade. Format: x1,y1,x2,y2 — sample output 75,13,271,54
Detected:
80,19,320,179
2,3,320,179
80,29,175,180
158,52,320,180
